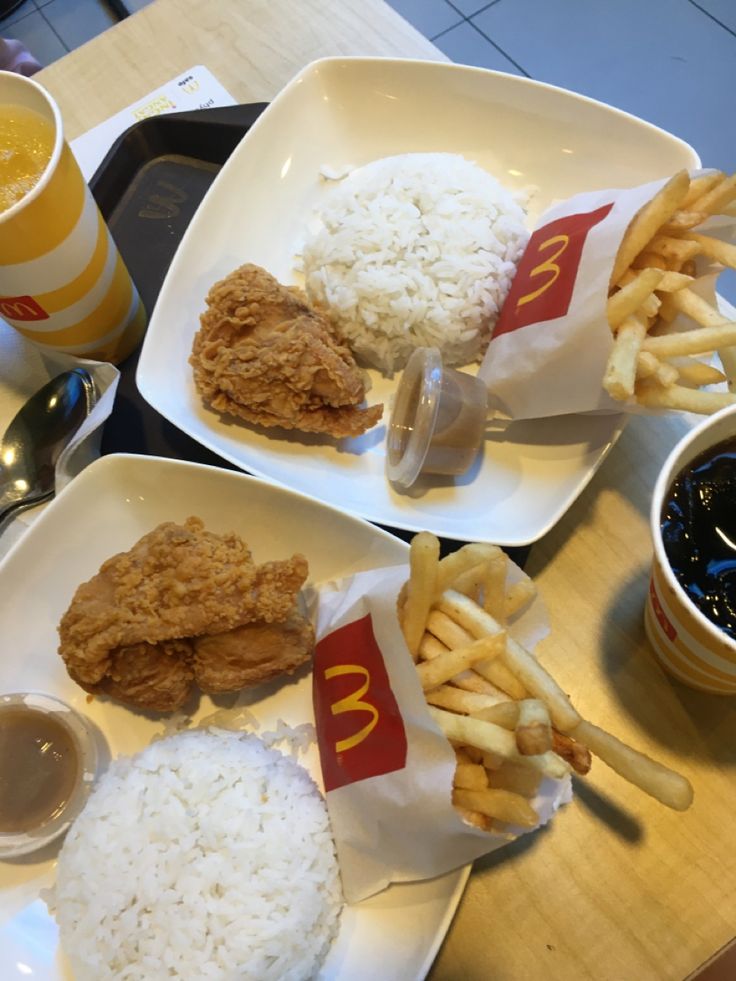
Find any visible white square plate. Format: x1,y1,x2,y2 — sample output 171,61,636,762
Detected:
137,57,700,546
0,454,467,980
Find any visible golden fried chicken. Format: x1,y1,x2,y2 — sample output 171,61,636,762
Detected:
71,640,196,713
190,263,383,438
58,517,312,712
194,607,314,694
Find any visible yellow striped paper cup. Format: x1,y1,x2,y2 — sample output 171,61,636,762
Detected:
0,71,145,363
646,404,736,693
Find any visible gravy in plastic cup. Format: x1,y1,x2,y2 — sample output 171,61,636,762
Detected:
386,347,488,489
0,71,145,363
646,404,736,693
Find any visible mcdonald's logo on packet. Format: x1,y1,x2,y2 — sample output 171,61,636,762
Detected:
313,614,407,792
492,202,614,338
0,295,48,322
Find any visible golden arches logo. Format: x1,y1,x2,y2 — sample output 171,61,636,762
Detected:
0,296,47,321
516,233,570,309
324,664,379,753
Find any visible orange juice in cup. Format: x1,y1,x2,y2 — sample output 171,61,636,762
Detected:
0,71,145,363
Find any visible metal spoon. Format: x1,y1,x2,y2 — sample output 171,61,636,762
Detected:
0,368,96,533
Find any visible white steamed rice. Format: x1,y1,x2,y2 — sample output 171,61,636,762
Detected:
51,729,343,980
301,152,529,375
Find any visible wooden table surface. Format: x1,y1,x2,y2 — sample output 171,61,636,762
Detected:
36,2,736,978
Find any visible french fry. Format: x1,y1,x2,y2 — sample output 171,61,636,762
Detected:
487,762,544,800
681,170,725,208
683,171,736,216
603,314,647,400
660,210,707,234
503,577,536,619
428,706,570,780
425,684,510,715
426,608,474,650
670,356,727,387
452,671,511,697
451,561,487,602
551,729,592,776
436,589,581,732
473,657,528,700
418,632,452,661
630,250,668,271
682,232,736,270
642,322,736,357
607,268,664,329
471,701,519,729
646,234,701,264
515,699,553,756
426,610,526,699
570,720,693,811
481,750,505,771
454,805,490,831
611,169,690,284
454,753,490,791
656,271,694,292
636,351,679,387
403,532,440,658
404,531,694,831
635,379,736,414
667,287,730,329
435,543,501,599
482,552,508,621
418,634,506,691
419,631,508,697
453,788,538,828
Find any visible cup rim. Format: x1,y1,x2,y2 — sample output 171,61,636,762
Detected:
650,402,736,651
0,69,64,225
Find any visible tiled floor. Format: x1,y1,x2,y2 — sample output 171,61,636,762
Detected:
7,0,735,302
5,0,735,174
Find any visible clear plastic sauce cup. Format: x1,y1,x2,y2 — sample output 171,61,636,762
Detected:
387,347,488,490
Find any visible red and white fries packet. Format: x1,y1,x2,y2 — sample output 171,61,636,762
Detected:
312,560,572,904
478,173,732,420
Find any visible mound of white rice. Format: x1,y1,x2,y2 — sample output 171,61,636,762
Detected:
302,152,529,375
51,729,343,980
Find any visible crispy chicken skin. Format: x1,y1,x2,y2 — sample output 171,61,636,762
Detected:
57,517,312,712
71,640,196,713
190,263,383,438
194,606,314,694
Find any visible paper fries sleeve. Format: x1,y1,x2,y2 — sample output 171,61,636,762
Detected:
478,174,735,420
313,564,571,903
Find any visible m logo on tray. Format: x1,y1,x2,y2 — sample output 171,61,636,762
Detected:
313,614,407,792
493,202,613,337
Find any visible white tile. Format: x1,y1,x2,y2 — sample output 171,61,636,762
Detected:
434,20,523,75
0,0,38,28
5,7,66,66
387,0,462,39
473,0,736,172
120,0,154,12
693,0,736,34
448,0,495,17
41,0,116,49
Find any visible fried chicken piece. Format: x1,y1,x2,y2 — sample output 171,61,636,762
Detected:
193,606,314,694
72,640,196,713
58,517,308,692
190,263,383,438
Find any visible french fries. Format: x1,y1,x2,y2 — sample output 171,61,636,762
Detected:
399,532,694,831
603,169,736,413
